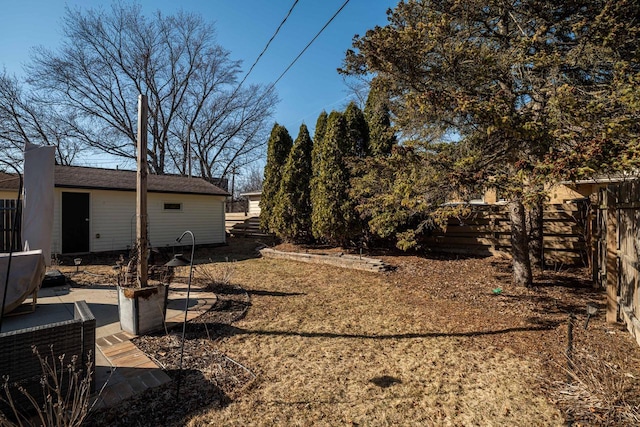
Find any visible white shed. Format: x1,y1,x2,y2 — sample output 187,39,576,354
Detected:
0,166,229,254
240,191,262,216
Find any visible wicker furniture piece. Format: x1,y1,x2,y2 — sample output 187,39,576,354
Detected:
0,301,96,414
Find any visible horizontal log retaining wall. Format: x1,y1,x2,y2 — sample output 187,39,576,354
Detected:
423,203,589,266
260,248,391,272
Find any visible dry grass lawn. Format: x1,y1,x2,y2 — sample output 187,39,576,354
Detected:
184,256,563,426
59,239,640,425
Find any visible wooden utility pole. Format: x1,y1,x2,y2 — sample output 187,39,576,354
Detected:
137,94,149,287
186,124,191,178
230,164,237,200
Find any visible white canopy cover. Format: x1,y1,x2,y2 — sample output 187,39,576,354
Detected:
22,141,55,265
0,143,53,316
0,250,45,314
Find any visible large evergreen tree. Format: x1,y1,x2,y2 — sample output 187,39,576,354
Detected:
311,112,352,245
343,102,371,243
260,124,292,232
343,0,640,286
310,111,328,241
364,78,395,156
349,143,459,250
272,124,314,242
313,111,328,146
311,111,328,181
343,101,370,158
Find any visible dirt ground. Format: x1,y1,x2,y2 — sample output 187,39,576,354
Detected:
69,238,640,426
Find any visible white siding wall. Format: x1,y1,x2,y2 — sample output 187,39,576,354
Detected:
89,190,135,252
247,195,261,216
147,193,226,249
52,188,226,254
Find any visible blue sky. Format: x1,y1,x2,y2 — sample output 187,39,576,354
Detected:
0,0,397,167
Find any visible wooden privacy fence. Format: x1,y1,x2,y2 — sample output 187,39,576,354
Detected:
596,181,640,346
423,203,590,266
0,199,21,252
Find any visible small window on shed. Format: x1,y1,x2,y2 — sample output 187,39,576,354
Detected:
163,202,182,211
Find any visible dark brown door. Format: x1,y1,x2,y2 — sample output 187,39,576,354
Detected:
62,192,90,253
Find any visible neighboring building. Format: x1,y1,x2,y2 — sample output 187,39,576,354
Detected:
0,172,20,200
0,166,228,254
240,191,262,216
464,176,638,206
556,175,640,202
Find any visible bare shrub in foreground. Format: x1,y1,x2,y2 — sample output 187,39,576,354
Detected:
194,260,236,290
553,349,640,425
0,346,93,427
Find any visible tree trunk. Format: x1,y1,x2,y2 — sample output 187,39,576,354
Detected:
527,199,544,271
509,199,533,287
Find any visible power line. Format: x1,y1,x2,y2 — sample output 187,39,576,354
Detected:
270,0,352,88
236,0,300,90
247,0,353,120
202,0,300,145
210,0,351,123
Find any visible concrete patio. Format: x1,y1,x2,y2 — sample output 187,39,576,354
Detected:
1,279,217,409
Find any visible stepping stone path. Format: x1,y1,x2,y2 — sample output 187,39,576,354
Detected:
92,282,217,409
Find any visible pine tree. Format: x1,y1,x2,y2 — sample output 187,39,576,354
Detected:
311,111,328,178
260,123,292,232
343,102,371,243
342,0,640,285
364,78,395,156
272,124,314,242
343,101,369,158
310,111,328,242
311,112,352,245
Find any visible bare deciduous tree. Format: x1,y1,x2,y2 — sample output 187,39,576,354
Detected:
341,75,371,110
0,71,81,165
237,165,264,194
6,3,276,178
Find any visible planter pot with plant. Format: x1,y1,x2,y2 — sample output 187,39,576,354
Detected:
116,253,170,335
117,283,168,335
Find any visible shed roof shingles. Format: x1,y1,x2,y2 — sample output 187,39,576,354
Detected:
0,166,228,196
